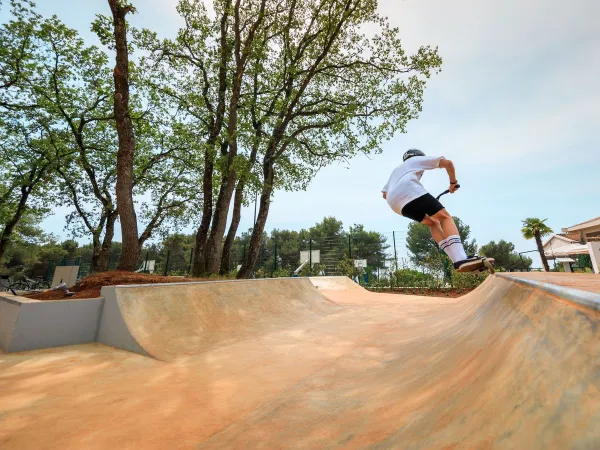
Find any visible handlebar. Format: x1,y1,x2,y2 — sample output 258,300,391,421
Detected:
436,184,461,201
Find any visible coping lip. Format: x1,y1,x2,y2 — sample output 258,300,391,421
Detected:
107,276,320,289
497,273,600,312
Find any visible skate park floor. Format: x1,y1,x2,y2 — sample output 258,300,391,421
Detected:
0,273,599,449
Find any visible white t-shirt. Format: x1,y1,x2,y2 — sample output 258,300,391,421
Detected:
381,155,444,215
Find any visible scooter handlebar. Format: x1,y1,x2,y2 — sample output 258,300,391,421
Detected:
436,184,461,201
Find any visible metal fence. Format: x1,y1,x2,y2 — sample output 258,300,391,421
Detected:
38,229,497,290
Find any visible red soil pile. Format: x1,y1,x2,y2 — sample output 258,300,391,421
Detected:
25,271,213,301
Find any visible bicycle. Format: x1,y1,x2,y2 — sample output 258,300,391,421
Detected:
20,275,51,291
0,274,23,295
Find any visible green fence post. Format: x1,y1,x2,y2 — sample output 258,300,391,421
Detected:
309,238,312,276
393,231,398,270
188,248,193,274
45,261,54,283
274,241,278,274
164,250,170,276
348,235,351,258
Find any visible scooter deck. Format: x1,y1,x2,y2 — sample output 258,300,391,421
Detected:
456,257,495,275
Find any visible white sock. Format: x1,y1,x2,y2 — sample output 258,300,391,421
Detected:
439,235,467,263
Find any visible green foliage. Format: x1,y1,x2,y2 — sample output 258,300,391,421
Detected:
451,272,488,290
521,218,553,240
272,268,292,278
336,256,362,279
576,254,592,269
480,240,532,271
299,263,326,277
391,268,437,288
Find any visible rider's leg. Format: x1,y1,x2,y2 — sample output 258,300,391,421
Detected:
421,215,445,243
431,209,469,263
430,208,459,240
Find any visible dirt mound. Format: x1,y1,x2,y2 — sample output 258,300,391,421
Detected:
25,271,214,301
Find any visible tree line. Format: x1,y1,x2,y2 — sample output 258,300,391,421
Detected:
2,211,536,282
0,0,442,277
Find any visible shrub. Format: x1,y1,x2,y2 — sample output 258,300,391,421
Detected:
451,271,487,290
392,268,439,288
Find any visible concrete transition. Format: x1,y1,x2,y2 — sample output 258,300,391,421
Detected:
0,273,599,448
98,278,341,361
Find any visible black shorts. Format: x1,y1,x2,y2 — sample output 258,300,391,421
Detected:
401,193,444,222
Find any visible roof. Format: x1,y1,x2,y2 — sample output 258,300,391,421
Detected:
543,234,576,248
563,216,600,232
545,243,589,258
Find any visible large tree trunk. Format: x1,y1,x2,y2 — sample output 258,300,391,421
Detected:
220,183,244,275
220,138,260,274
109,0,139,272
191,1,232,277
191,154,215,277
90,234,102,273
203,0,268,275
97,212,118,272
205,169,238,273
0,185,30,262
535,232,550,272
237,163,274,278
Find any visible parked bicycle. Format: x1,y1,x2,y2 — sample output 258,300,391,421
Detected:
20,275,51,291
0,274,22,295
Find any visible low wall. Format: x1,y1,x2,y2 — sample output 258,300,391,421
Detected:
0,294,104,352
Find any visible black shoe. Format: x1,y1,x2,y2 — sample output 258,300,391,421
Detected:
453,256,483,271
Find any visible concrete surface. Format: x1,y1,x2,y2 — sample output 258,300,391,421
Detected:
507,271,600,293
499,273,600,311
0,294,104,352
0,275,599,449
98,278,341,360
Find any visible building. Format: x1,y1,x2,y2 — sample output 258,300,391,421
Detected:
543,234,589,272
560,217,600,274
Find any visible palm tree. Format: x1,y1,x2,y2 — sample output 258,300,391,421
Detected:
521,218,553,272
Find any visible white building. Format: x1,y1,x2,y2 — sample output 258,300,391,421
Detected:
562,217,600,274
544,217,600,274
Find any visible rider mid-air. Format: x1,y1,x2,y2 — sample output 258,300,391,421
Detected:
382,149,484,272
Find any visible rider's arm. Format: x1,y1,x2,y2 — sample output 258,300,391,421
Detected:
439,159,459,192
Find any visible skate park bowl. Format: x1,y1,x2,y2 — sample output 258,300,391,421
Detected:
0,273,599,448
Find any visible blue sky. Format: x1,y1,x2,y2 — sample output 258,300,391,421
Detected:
20,0,600,266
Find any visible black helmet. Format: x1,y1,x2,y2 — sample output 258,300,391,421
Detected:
403,148,425,161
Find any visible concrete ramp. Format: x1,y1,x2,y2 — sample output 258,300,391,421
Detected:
1,274,600,448
195,274,600,448
309,275,367,292
98,278,342,360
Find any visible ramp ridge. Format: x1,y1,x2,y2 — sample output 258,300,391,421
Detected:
498,273,600,311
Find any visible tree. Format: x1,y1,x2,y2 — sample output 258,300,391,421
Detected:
406,216,477,275
480,240,532,271
1,2,202,273
106,0,139,271
521,218,553,272
0,119,55,262
0,1,59,262
0,0,39,108
349,224,389,270
136,0,261,276
237,0,442,278
138,0,441,278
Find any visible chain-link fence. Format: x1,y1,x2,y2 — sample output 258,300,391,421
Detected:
38,228,487,292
